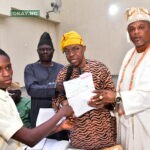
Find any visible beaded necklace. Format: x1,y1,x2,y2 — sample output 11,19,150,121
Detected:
118,46,150,91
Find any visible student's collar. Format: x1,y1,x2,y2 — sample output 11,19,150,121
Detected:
0,89,10,101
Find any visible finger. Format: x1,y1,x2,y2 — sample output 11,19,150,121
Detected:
67,116,75,121
96,104,104,109
70,117,77,122
92,90,100,94
88,101,97,108
68,120,75,124
89,99,104,108
90,94,100,102
91,95,103,103
91,95,99,100
63,101,69,106
88,100,101,106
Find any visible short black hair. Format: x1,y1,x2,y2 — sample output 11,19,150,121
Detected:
0,48,10,60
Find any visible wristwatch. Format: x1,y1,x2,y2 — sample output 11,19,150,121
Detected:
116,92,122,104
116,96,122,104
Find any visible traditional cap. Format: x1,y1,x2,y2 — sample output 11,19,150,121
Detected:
37,32,54,50
125,7,150,26
7,82,21,90
60,31,84,52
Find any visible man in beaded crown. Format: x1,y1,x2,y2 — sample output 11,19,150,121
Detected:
90,7,150,150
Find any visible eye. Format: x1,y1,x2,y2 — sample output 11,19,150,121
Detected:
73,46,80,51
128,27,134,33
6,64,12,70
38,48,53,53
138,25,145,30
64,50,69,55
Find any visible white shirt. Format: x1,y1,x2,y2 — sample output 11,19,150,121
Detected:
117,47,150,150
0,89,23,150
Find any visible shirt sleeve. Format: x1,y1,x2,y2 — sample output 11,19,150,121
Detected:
99,63,115,91
52,67,67,111
24,64,56,98
0,98,23,141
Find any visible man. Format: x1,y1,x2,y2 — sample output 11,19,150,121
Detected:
7,82,31,128
94,7,150,150
0,48,73,150
52,31,117,150
24,32,68,140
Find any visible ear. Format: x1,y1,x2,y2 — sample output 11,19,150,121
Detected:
83,46,86,52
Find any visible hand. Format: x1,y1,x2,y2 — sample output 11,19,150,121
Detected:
56,82,65,93
99,90,116,103
88,90,116,109
116,104,125,116
59,105,74,117
118,107,125,116
88,99,104,109
59,119,75,130
62,100,69,106
88,90,104,109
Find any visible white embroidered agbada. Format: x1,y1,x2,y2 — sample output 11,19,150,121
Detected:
117,46,150,150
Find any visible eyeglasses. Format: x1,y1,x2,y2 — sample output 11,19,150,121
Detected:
64,46,81,56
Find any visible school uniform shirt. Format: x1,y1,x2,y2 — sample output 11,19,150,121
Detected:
0,89,23,150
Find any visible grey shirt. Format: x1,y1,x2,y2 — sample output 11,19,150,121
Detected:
24,61,63,128
24,61,63,98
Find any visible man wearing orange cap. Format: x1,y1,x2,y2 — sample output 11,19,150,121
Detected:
52,31,117,149
94,7,150,150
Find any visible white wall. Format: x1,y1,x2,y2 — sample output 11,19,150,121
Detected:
0,0,62,85
0,16,61,85
0,0,149,86
0,0,61,22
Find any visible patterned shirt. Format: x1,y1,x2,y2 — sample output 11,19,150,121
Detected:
53,59,116,150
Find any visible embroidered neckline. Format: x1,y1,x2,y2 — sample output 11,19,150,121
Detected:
118,45,150,91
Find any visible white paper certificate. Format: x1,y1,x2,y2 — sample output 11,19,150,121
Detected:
63,72,95,117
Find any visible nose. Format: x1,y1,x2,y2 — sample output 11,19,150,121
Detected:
2,69,10,77
69,51,75,56
43,49,48,54
67,50,75,57
134,28,139,35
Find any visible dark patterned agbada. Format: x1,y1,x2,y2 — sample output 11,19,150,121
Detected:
52,59,116,150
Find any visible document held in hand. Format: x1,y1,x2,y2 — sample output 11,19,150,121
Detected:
26,108,68,150
63,72,96,117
